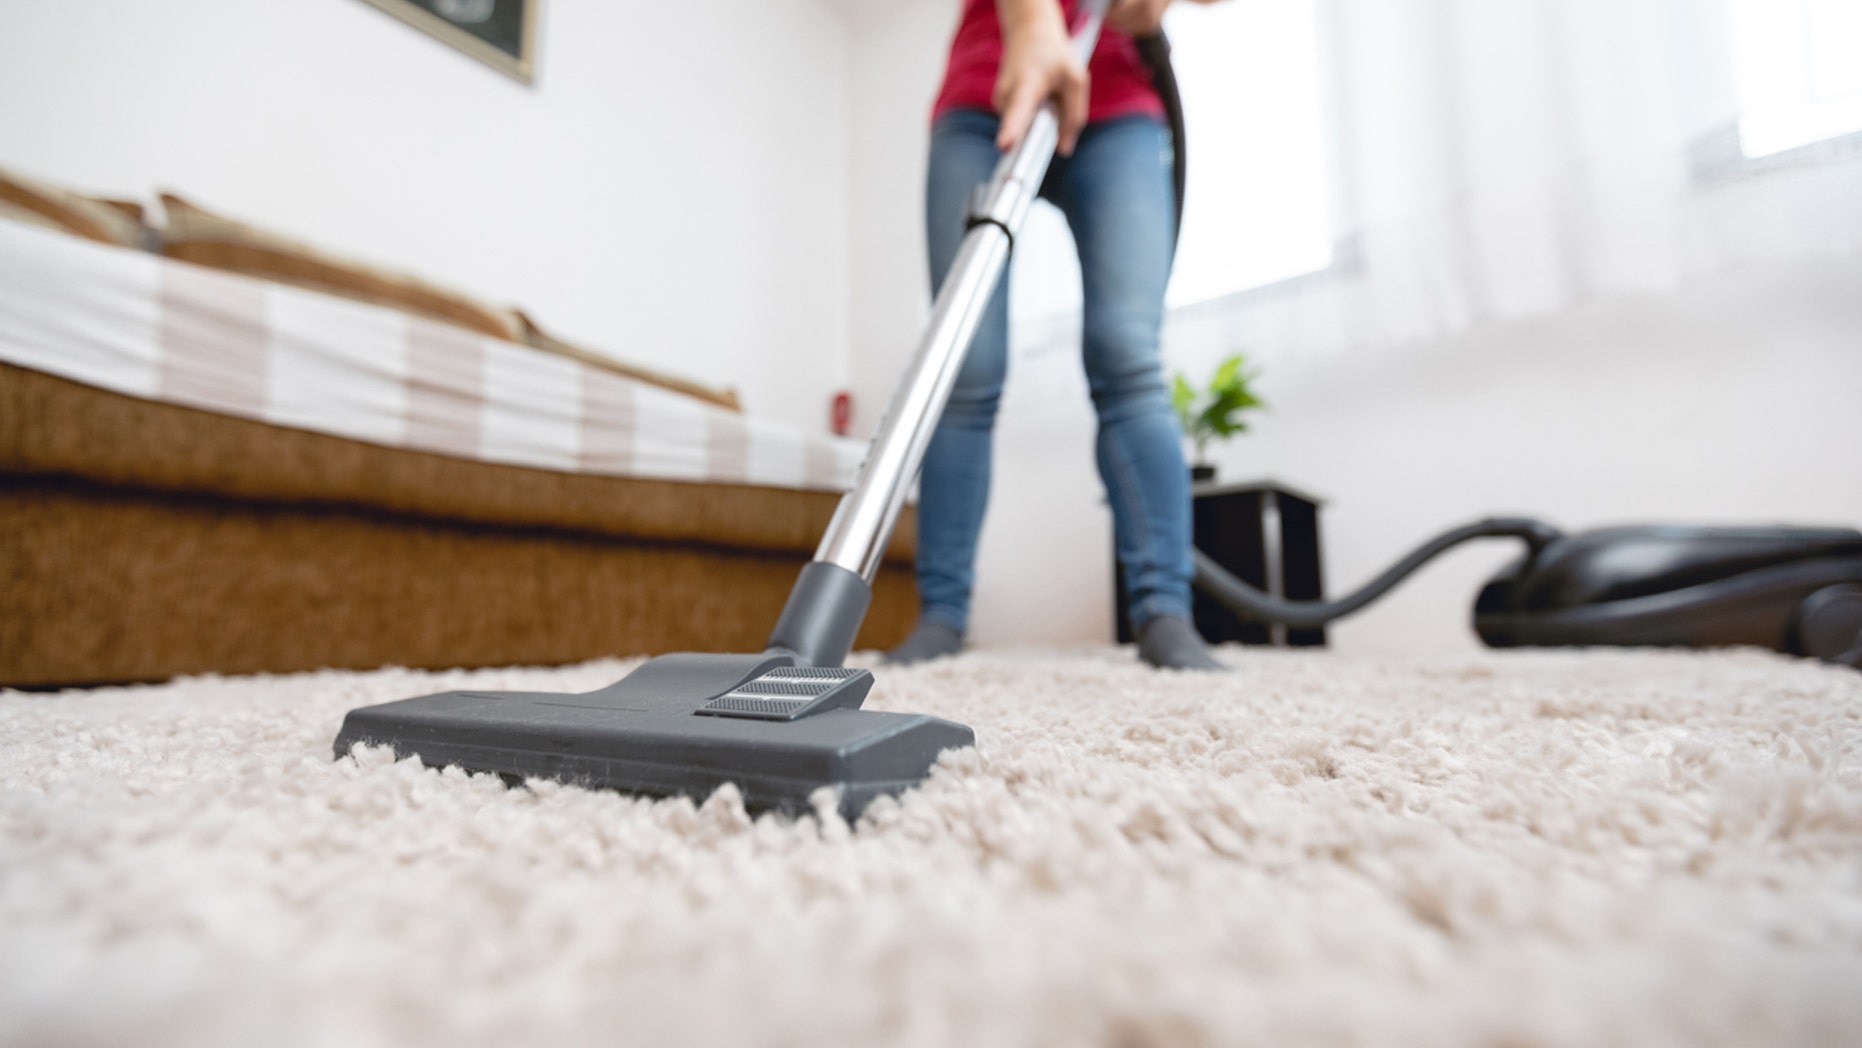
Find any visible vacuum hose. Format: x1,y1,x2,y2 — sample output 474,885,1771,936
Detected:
1191,518,1563,629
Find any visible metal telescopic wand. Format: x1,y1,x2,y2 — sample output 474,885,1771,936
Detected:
815,2,1108,581
767,1,1110,666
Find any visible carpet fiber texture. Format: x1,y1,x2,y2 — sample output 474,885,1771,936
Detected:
3,647,1861,1047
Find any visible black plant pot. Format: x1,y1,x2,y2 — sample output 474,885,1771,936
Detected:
1190,463,1217,483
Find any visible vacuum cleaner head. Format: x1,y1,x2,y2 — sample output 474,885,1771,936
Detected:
334,652,975,819
1474,525,1862,667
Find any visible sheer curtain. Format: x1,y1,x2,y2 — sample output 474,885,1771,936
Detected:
1162,0,1862,371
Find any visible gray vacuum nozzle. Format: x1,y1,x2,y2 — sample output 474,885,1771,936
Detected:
333,653,971,820
766,561,873,668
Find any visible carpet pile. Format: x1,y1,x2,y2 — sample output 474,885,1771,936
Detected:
2,647,1860,1047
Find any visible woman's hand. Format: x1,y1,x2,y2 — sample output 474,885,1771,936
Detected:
993,0,1090,155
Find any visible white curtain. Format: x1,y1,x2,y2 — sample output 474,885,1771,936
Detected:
1162,0,1862,370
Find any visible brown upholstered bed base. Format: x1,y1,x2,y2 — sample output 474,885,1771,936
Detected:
1,364,916,687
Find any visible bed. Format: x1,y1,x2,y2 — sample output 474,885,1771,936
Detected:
0,209,915,687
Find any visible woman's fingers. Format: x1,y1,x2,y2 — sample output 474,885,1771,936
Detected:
1056,64,1089,155
991,2,1094,155
993,68,1090,155
992,49,1091,154
995,76,1044,153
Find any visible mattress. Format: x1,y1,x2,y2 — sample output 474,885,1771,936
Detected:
0,215,866,493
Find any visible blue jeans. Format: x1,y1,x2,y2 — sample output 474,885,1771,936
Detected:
918,108,1193,635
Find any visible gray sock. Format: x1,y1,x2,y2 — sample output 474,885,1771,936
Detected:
1137,614,1226,671
885,619,964,665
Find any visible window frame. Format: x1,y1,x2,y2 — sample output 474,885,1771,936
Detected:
1691,0,1862,187
1010,0,1358,356
1159,0,1359,316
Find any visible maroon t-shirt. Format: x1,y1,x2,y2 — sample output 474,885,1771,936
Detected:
932,0,1166,124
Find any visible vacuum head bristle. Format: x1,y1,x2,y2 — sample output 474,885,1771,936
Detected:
696,667,873,722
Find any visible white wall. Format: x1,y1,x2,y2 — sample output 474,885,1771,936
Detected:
1212,256,1862,655
0,0,854,432
842,0,954,440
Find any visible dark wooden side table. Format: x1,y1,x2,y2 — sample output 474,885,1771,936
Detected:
1115,478,1327,648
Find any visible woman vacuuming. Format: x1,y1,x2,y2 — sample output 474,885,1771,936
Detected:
889,0,1226,670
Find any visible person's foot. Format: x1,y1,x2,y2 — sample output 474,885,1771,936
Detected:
884,619,965,665
1137,614,1225,671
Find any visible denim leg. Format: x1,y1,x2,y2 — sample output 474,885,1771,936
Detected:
917,109,1012,635
1056,116,1194,630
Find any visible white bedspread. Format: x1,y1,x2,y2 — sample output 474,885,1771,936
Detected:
0,217,864,491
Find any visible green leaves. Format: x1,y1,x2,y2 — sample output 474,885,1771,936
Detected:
1171,373,1198,421
1171,352,1266,461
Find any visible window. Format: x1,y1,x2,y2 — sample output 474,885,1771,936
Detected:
1161,0,1336,306
1007,0,1338,331
1724,0,1862,158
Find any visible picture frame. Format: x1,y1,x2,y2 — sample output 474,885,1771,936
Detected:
355,0,540,84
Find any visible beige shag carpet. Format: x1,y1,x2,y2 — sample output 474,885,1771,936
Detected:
3,646,1861,1048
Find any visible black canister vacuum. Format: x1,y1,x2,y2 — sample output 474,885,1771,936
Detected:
334,2,1861,821
1192,520,1862,668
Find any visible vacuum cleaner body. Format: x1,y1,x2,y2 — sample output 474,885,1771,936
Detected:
1192,520,1862,669
334,652,973,819
1475,525,1862,666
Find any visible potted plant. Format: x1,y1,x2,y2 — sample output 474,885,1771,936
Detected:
1171,352,1266,483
